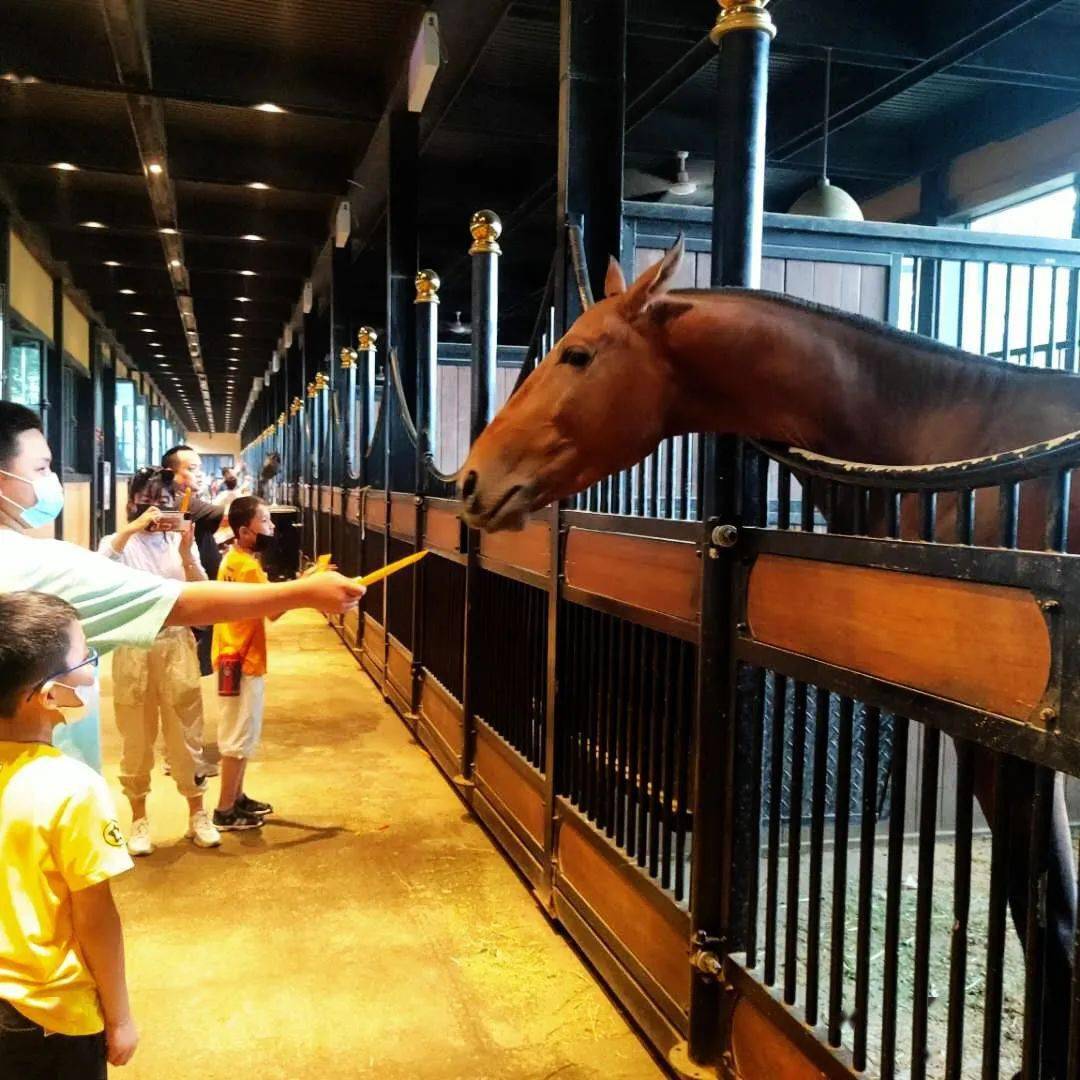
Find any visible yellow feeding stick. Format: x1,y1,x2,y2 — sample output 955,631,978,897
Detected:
358,549,429,587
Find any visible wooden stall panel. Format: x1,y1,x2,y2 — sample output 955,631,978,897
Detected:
420,676,463,752
475,728,545,846
747,554,1052,722
364,491,387,531
320,488,332,514
424,504,462,554
564,529,699,624
346,488,362,524
387,636,413,695
389,494,416,540
729,996,827,1080
557,816,690,1012
479,517,551,577
362,613,385,661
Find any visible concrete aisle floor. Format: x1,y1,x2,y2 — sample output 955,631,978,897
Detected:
98,611,665,1080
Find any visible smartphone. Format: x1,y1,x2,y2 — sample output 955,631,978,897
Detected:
146,511,186,533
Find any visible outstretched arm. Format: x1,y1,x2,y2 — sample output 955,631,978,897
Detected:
164,571,364,626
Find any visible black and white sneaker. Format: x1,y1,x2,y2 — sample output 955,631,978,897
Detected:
212,807,264,831
237,793,273,817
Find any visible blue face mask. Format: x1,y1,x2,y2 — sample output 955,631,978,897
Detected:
0,469,66,529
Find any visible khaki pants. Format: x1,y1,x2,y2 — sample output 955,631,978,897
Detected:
112,627,205,800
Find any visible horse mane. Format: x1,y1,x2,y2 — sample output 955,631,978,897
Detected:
672,286,1079,382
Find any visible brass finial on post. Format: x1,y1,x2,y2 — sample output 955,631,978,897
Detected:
277,412,285,427
340,346,357,369
710,0,776,42
357,326,378,351
468,210,502,256
415,268,441,304
306,381,317,399
315,372,330,392
290,396,303,416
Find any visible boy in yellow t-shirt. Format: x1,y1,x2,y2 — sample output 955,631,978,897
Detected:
211,496,277,832
0,591,138,1077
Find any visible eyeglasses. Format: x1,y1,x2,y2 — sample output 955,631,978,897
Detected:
27,649,100,700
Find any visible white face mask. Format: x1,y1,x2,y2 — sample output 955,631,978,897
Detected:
0,469,65,528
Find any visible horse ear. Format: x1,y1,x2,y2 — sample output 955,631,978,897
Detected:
604,256,627,297
620,234,686,318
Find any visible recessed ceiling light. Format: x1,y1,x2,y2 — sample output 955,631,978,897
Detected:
131,310,148,316
154,354,166,359
235,296,253,303
247,182,270,191
252,102,285,114
159,227,178,236
140,328,154,333
81,221,106,229
229,333,242,339
119,288,135,295
169,259,181,268
148,341,162,346
51,162,79,172
240,234,265,242
147,162,164,175
239,270,256,277
232,317,246,323
104,260,121,267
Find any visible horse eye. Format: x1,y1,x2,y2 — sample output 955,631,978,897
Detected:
560,347,592,369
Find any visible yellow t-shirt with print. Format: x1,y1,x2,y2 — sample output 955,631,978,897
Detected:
0,741,133,1035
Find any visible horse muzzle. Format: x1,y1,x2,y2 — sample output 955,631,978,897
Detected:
458,469,534,532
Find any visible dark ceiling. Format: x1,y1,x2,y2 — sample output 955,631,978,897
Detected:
2,0,1079,432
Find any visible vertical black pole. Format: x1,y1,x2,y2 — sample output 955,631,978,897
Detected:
689,0,774,1068
461,211,502,782
47,278,65,538
0,208,9,400
100,339,116,538
412,268,440,713
357,328,377,487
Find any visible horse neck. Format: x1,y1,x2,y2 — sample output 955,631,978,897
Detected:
663,292,1080,465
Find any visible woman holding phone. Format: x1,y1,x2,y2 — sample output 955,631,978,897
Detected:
97,467,222,854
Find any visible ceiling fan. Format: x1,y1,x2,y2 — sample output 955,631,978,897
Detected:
624,150,713,205
444,310,471,336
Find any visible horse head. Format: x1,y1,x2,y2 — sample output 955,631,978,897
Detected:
459,238,691,531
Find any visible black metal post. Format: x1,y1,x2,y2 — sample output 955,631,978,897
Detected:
99,338,116,538
357,328,377,487
462,210,502,782
412,268,440,713
46,277,65,537
0,209,8,401
688,0,775,1069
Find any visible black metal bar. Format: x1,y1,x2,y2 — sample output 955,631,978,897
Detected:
783,681,808,1005
625,622,641,860
660,635,676,887
982,753,1010,1076
957,488,975,545
804,686,830,1028
1045,467,1071,551
1021,765,1054,1078
886,488,901,538
1049,266,1061,368
980,262,991,357
743,665,767,969
920,489,937,542
879,714,910,1079
1002,263,1014,370
910,725,940,1080
637,622,652,869
943,739,974,1080
614,618,630,843
1026,265,1037,365
674,641,690,903
778,465,791,528
648,625,663,878
764,674,787,988
853,705,881,1072
801,476,814,532
828,695,855,1048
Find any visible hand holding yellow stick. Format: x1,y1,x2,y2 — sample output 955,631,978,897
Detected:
357,550,429,587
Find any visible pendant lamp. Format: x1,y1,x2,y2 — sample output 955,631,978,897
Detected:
788,48,864,221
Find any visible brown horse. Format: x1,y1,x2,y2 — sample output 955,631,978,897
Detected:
459,239,1080,1073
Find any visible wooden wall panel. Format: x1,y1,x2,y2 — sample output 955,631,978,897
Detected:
61,297,90,372
9,231,53,338
475,727,545,846
747,554,1052,722
362,613,385,656
564,529,700,624
557,817,690,1012
346,488,362,524
387,636,412,694
62,481,91,549
480,518,550,576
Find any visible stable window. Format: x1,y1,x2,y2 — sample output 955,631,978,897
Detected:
133,393,148,469
61,362,92,476
115,379,136,473
970,184,1078,239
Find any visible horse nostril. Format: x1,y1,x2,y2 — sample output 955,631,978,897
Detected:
461,470,478,502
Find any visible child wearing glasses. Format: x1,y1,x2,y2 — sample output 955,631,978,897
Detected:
98,467,220,853
0,591,138,1076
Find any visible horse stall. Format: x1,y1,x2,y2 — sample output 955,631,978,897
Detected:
240,195,1080,1078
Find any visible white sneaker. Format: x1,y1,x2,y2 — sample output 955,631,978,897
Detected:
186,809,221,849
127,818,154,857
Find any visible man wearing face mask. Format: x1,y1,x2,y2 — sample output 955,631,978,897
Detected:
0,403,365,773
0,591,138,1076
